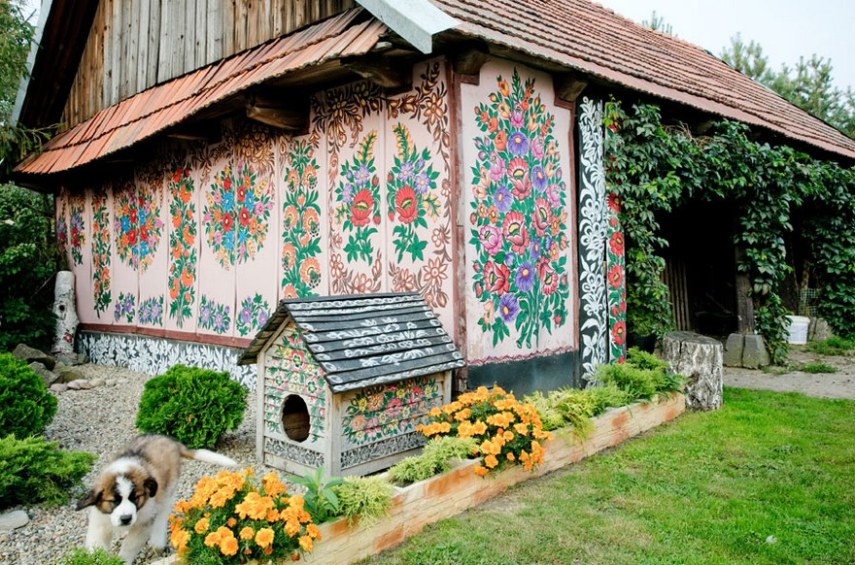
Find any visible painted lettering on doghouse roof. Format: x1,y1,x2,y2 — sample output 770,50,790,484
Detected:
239,292,464,393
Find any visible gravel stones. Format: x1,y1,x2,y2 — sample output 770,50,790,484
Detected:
0,363,272,565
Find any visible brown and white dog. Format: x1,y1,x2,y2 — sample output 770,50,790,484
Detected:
76,434,237,564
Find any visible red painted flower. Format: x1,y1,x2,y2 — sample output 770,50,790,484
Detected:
609,231,624,256
508,157,531,199
612,320,626,346
351,189,374,227
502,211,529,254
538,260,558,295
395,185,419,224
127,229,137,245
608,264,623,288
533,198,552,237
483,260,511,295
239,207,250,227
237,185,247,203
608,193,621,212
222,212,234,232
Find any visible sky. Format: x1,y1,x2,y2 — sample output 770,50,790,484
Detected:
595,0,855,91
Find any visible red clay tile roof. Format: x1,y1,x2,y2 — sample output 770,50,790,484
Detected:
15,8,386,176
431,0,855,160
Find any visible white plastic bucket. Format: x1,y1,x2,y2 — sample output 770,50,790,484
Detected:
786,315,810,345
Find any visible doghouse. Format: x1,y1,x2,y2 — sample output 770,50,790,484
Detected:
238,292,465,477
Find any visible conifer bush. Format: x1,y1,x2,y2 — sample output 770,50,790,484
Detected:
0,352,57,438
136,364,246,449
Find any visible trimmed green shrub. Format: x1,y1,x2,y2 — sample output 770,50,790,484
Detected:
135,364,247,449
332,476,394,526
0,435,96,509
0,352,57,437
58,548,124,565
387,436,477,486
0,183,58,352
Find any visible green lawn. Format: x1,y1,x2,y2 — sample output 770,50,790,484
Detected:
362,388,855,564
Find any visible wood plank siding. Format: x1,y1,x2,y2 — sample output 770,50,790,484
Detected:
63,0,355,128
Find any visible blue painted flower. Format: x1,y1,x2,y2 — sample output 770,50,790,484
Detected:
222,190,235,211
213,311,227,333
199,302,212,326
515,262,535,292
257,310,269,328
355,164,371,186
493,185,513,213
120,215,131,232
239,305,253,326
223,230,235,251
341,183,354,204
507,130,529,156
499,293,520,322
397,161,414,181
530,165,547,192
414,172,431,194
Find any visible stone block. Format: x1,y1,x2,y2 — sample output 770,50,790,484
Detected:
12,344,56,370
809,318,833,342
741,334,770,369
0,510,29,532
723,333,745,367
29,361,59,387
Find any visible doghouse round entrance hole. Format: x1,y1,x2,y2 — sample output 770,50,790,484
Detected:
281,394,310,442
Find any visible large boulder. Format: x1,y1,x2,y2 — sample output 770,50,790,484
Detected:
28,361,59,387
12,344,56,370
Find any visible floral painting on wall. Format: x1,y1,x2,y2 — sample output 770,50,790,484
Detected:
607,193,627,362
167,164,198,328
113,182,163,272
466,65,573,357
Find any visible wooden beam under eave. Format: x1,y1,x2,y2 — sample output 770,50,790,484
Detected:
245,95,309,132
344,57,412,90
451,47,490,77
555,74,589,104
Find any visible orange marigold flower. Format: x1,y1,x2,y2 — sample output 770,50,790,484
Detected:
454,408,472,421
514,423,530,436
255,527,275,549
263,471,287,497
227,517,237,528
219,534,239,557
194,517,209,534
503,431,515,442
290,495,305,509
240,526,255,540
170,527,190,551
307,524,321,540
299,535,314,552
472,421,487,435
285,519,302,537
428,407,442,418
506,452,516,462
474,465,489,477
457,421,474,437
484,454,499,469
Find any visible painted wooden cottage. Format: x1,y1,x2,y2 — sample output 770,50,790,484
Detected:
12,1,855,394
237,292,464,476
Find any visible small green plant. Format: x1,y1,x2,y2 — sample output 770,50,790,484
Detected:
800,362,837,374
0,352,58,438
585,384,633,415
808,336,855,356
332,476,394,526
58,548,124,565
0,435,96,509
291,467,344,523
626,347,670,371
135,364,246,449
596,363,661,401
521,391,566,431
388,436,478,485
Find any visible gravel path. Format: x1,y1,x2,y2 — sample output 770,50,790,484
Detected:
0,364,277,565
1,348,852,564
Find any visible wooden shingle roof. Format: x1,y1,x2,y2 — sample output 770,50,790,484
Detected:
239,293,465,393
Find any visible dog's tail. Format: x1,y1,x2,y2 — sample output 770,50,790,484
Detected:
181,447,238,467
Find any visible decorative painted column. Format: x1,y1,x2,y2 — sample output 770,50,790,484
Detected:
577,97,608,382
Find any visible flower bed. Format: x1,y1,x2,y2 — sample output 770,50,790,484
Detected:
154,393,684,564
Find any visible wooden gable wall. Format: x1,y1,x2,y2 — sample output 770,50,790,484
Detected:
63,0,355,128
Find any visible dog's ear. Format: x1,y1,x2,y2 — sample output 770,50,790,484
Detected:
76,489,98,511
144,477,158,498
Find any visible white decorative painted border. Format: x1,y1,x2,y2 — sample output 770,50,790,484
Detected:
78,331,257,388
577,97,608,382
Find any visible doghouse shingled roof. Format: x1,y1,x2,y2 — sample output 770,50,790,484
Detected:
238,292,465,394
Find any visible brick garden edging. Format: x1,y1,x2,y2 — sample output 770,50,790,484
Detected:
155,393,685,564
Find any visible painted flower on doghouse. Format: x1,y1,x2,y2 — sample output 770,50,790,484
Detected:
69,205,86,266
170,468,319,563
342,377,443,446
281,140,323,297
334,132,381,263
204,161,273,270
418,385,551,477
236,293,271,337
114,185,164,272
469,69,570,348
386,123,440,262
167,165,198,328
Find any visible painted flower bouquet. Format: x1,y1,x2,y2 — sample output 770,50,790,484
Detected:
417,385,551,477
170,468,320,563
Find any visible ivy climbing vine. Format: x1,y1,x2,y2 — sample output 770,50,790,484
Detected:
604,100,855,364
